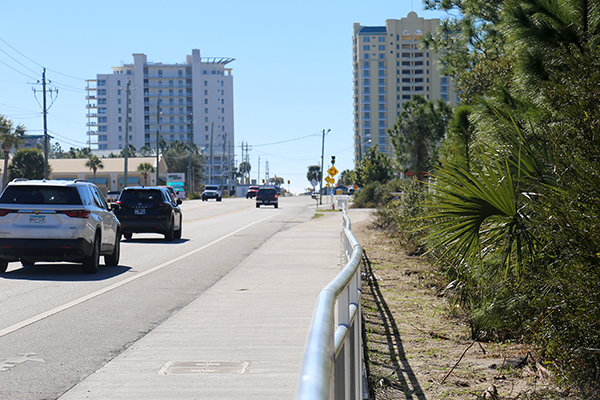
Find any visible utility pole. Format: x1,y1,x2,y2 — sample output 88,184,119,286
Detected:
209,122,214,185
319,128,330,205
124,80,131,189
257,155,260,185
188,114,194,194
42,69,49,179
156,93,160,186
220,132,227,195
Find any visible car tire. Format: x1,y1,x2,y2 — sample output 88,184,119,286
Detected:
275,204,278,208
123,232,133,240
217,197,221,202
83,234,100,274
105,232,120,266
174,222,182,240
0,259,8,273
165,217,175,241
256,204,260,208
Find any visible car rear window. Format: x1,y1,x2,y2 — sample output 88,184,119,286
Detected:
119,189,164,204
0,186,83,205
258,189,276,195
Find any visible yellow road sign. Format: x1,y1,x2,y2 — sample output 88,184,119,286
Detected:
325,175,335,184
327,166,339,177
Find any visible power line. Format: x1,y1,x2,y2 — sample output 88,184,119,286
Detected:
252,133,320,147
0,37,86,81
0,58,37,80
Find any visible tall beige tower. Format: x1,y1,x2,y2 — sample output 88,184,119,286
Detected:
353,12,456,166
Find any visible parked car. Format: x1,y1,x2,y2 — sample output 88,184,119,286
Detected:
201,185,222,201
256,187,278,208
113,186,182,241
0,179,121,273
246,185,260,199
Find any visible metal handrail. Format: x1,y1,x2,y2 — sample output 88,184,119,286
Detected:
296,206,365,400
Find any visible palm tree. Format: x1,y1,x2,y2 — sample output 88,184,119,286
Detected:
0,115,25,190
85,155,104,184
137,162,155,186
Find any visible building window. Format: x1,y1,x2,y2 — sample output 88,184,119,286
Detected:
364,54,370,59
98,80,106,86
98,107,107,114
363,45,370,51
379,45,385,51
378,36,385,42
98,126,107,132
363,37,370,42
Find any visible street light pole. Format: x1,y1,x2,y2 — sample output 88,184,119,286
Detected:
319,128,330,205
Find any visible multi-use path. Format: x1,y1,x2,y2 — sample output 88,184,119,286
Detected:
58,207,370,400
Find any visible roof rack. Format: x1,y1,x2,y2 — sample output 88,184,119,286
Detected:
11,178,29,182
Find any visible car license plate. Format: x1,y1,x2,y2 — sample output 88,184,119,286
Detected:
134,209,146,215
29,215,46,224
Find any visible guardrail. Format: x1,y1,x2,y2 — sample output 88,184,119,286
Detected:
296,206,367,400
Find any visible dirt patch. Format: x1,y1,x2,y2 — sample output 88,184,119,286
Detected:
351,217,563,400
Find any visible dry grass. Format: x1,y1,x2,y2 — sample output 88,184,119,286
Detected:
352,218,566,400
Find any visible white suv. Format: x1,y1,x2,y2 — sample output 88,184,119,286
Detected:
0,179,121,274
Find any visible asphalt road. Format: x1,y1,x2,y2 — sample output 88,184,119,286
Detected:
0,195,315,400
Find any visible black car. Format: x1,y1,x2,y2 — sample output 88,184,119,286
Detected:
113,186,183,241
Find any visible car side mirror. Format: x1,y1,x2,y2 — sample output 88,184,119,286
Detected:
110,204,120,212
177,198,182,205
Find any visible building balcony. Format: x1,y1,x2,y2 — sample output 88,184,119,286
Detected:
87,130,98,135
86,113,97,118
86,104,97,109
86,95,97,100
86,122,97,126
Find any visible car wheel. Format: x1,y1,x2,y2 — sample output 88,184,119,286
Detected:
83,234,100,274
165,217,175,241
174,222,182,240
256,204,260,208
0,259,8,273
123,232,133,240
105,232,120,266
217,197,221,202
275,204,278,208
21,258,35,267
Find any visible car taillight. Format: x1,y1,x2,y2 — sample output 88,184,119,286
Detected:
59,210,90,218
115,201,122,205
274,194,278,198
0,209,16,217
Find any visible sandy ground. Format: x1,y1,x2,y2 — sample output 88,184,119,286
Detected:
351,218,564,400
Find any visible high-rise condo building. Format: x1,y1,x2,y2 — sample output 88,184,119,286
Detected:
353,12,457,166
85,49,235,185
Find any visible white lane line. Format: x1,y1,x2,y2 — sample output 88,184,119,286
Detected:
0,214,276,338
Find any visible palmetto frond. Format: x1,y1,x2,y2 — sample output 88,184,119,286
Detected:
424,149,538,277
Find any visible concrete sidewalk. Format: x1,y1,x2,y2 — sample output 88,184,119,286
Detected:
59,208,369,400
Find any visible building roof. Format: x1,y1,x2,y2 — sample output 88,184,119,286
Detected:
358,26,387,34
49,157,165,174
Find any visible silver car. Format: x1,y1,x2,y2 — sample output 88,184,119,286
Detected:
0,179,121,273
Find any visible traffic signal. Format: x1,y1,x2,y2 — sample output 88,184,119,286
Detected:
331,155,335,165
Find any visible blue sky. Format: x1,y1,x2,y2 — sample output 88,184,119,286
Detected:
0,0,446,194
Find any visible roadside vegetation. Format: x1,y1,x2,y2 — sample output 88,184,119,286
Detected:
346,0,600,397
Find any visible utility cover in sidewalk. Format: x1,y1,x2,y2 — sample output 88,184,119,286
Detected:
159,361,251,375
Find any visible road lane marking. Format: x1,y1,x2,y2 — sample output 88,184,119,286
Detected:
0,214,276,339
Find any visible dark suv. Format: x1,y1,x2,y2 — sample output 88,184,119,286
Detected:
113,186,183,241
256,187,278,208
